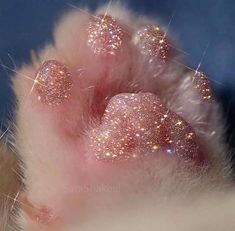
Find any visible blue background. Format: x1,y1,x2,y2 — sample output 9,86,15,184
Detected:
0,0,234,149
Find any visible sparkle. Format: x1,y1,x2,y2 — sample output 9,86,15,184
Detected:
152,144,159,151
175,120,183,126
87,15,124,55
186,132,194,139
35,60,73,106
105,152,111,157
166,146,175,155
10,191,20,212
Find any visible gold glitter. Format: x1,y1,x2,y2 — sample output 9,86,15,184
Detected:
175,120,183,126
87,15,124,55
105,152,111,157
90,93,203,163
35,60,73,106
152,144,159,151
192,71,213,101
133,25,170,62
186,132,194,139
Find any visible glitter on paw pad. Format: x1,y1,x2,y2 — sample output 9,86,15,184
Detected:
90,93,203,164
131,24,171,78
87,15,124,56
192,71,213,101
35,60,73,106
133,25,170,62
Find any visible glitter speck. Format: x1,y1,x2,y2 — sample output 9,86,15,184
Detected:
166,146,175,155
175,120,183,126
152,144,159,151
105,152,111,157
186,132,194,139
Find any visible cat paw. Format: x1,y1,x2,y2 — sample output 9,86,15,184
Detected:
12,4,231,231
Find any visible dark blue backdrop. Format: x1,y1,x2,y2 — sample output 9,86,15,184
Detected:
0,0,234,146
